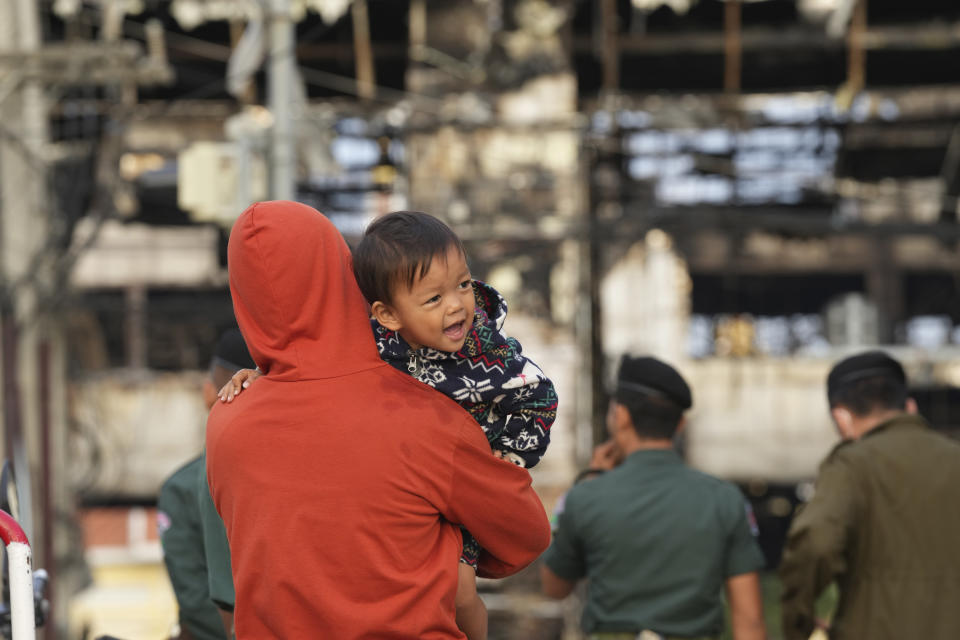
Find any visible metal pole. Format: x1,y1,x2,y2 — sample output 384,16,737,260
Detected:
0,509,35,640
38,339,53,640
124,286,147,370
268,0,296,200
847,0,867,94
352,0,376,101
0,0,45,563
1,310,33,549
600,0,619,94
724,0,742,93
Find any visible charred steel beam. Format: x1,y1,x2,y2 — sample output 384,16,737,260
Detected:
573,21,960,55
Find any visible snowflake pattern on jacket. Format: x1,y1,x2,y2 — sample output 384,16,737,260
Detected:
372,280,557,469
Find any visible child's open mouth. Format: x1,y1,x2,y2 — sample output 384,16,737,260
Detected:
443,320,466,341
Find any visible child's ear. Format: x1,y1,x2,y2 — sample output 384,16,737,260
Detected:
371,301,402,332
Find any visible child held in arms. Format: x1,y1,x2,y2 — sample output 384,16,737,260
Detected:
220,211,558,640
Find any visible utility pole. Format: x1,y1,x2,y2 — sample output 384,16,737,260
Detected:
268,0,296,200
600,0,619,94
724,0,742,93
0,0,49,550
0,0,48,635
352,0,376,101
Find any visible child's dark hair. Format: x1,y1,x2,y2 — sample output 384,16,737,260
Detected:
353,211,466,305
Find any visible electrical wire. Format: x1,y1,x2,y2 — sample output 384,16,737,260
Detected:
45,3,448,113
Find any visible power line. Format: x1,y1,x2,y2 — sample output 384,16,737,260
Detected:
47,5,447,113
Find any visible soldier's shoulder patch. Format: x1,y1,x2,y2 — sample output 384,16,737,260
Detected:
156,510,172,536
744,501,760,537
550,492,567,531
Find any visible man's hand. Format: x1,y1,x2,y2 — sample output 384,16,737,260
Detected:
590,440,624,471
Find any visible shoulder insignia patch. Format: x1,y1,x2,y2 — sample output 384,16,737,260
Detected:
157,510,172,536
744,501,760,537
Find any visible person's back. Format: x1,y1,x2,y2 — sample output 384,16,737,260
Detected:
206,201,549,639
560,450,759,635
812,415,960,638
542,355,766,639
780,350,960,640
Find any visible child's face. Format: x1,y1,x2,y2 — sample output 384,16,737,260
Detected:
373,245,476,352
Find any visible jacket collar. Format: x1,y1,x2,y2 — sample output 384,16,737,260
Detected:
623,447,682,467
863,412,928,440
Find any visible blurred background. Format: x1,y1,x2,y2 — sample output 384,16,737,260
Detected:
1,0,959,638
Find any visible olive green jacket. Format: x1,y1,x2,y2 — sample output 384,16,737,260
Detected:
780,414,960,640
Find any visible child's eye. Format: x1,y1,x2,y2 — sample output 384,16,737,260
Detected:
425,295,441,304
458,279,472,290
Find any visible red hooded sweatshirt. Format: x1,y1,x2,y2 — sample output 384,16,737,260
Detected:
206,201,550,639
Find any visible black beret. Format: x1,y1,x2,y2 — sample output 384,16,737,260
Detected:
212,328,255,372
827,350,905,400
615,355,693,410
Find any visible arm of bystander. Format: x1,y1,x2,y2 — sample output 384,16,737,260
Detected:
725,572,767,640
779,454,859,640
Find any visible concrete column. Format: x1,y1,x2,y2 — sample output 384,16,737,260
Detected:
268,0,296,200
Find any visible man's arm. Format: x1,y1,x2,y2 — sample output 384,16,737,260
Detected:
539,442,620,600
539,478,587,599
725,572,766,640
197,460,234,638
779,456,858,640
444,422,551,579
540,563,577,599
198,456,236,614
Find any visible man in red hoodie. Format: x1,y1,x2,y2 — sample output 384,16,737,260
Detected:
206,201,550,639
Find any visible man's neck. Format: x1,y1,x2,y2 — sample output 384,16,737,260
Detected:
855,409,908,438
621,437,674,456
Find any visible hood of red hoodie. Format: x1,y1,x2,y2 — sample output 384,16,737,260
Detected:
228,201,382,381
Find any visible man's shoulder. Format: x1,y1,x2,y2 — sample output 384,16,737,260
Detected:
676,463,738,494
564,470,613,507
821,420,917,467
208,366,481,457
356,366,483,440
158,456,204,536
641,466,747,527
822,438,856,464
160,455,204,499
566,464,639,505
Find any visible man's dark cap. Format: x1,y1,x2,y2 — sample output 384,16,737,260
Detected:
615,355,692,410
212,328,255,372
827,350,905,401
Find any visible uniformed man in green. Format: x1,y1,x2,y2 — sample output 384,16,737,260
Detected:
158,329,253,640
159,458,224,640
779,350,960,640
197,461,234,624
541,355,767,640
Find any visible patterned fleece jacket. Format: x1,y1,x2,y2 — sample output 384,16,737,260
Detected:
373,280,557,468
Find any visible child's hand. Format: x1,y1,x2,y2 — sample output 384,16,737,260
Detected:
218,368,261,403
493,450,525,467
